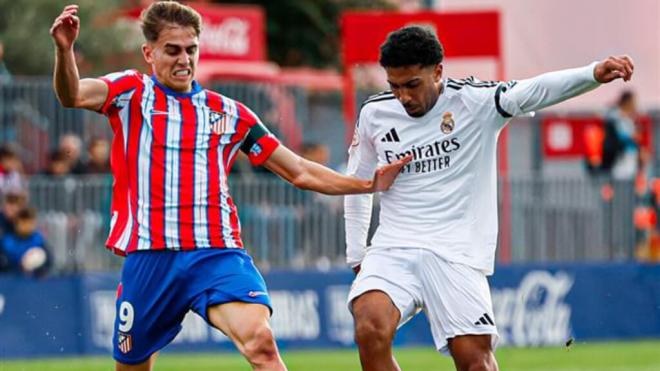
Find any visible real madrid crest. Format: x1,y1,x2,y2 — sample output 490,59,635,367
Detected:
441,112,455,134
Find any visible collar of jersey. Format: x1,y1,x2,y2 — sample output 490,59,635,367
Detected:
150,75,202,97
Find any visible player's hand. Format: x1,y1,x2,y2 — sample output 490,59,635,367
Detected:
371,154,412,192
593,55,634,83
50,5,80,51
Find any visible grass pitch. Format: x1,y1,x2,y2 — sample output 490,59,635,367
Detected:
1,340,659,370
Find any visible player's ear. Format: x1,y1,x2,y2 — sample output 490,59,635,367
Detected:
433,63,443,82
142,43,154,64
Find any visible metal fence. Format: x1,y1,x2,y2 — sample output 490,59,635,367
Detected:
0,77,313,173
503,177,637,263
15,174,642,273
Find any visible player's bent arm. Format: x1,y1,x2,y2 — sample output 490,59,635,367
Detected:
53,48,108,111
263,146,408,195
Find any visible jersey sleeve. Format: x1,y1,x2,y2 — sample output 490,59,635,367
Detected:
98,69,142,115
496,62,600,118
239,121,281,166
344,108,378,267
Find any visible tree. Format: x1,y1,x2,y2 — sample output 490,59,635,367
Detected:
0,0,140,76
221,0,394,68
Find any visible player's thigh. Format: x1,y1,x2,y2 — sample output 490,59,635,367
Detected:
113,252,191,365
348,248,423,334
419,251,498,355
207,301,273,345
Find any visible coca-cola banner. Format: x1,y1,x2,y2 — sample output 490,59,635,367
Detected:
1,263,659,358
188,3,265,62
124,3,266,62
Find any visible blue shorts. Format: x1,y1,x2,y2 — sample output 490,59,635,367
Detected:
112,248,271,365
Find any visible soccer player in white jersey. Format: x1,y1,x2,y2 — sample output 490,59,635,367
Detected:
345,26,634,371
50,3,410,371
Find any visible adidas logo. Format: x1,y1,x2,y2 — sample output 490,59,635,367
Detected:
474,313,495,326
381,128,401,142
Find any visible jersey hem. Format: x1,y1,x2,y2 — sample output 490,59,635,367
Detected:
104,244,245,257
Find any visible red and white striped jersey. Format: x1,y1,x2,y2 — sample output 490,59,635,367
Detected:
99,70,280,256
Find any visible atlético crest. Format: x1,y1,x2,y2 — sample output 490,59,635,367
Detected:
441,112,455,134
118,332,133,354
210,111,228,135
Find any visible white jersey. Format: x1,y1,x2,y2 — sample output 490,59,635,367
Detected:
345,63,600,274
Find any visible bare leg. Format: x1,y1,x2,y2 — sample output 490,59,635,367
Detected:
448,335,498,371
351,290,401,371
208,302,286,371
115,352,158,371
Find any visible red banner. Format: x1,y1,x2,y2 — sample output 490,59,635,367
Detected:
188,3,265,62
124,3,266,62
542,115,654,159
341,11,501,66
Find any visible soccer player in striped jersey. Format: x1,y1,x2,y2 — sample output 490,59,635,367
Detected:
50,3,409,370
344,26,634,371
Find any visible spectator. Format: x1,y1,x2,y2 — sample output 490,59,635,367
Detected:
42,150,72,177
0,146,25,196
0,207,50,277
84,137,110,174
602,90,640,180
0,190,28,236
300,142,330,167
58,133,85,174
0,40,12,83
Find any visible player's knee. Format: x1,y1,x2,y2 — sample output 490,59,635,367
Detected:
241,326,279,365
354,318,394,348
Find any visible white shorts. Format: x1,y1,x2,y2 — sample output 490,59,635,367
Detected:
347,247,499,355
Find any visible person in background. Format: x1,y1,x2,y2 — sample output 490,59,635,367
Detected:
58,133,85,174
0,190,28,236
42,150,72,177
0,146,25,196
0,40,12,83
84,137,111,174
0,207,50,277
602,90,640,180
0,190,30,272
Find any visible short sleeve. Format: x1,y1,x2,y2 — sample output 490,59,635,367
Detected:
98,69,142,115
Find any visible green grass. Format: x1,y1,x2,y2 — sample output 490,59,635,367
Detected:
1,341,659,370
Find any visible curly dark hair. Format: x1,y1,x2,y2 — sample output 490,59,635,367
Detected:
379,26,444,68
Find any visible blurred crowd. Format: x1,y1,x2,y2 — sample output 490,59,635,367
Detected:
0,131,114,277
585,90,660,262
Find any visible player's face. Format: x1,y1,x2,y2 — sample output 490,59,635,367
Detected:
142,25,199,93
386,64,442,118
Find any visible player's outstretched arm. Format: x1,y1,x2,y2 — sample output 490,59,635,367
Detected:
500,55,634,117
263,146,411,195
50,4,108,111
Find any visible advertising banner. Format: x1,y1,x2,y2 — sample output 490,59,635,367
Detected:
1,263,659,358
